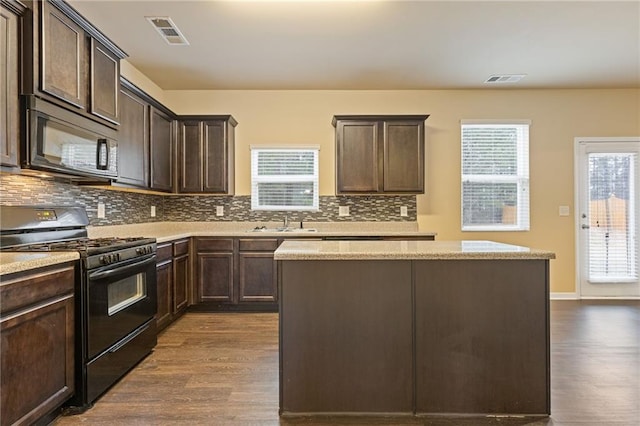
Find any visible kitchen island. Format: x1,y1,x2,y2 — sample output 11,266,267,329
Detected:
275,240,555,417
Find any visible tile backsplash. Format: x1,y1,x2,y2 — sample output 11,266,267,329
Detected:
0,174,416,225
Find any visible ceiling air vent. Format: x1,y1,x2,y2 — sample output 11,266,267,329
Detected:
484,74,526,84
146,16,189,46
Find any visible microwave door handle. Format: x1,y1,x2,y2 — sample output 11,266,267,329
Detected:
96,139,108,170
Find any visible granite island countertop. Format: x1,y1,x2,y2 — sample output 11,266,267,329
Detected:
274,240,556,260
87,221,437,243
0,252,80,276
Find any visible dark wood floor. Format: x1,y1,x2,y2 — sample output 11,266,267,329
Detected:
53,300,639,426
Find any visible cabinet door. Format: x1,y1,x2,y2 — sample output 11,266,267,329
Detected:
117,88,149,187
197,253,234,303
238,252,277,302
155,260,173,331
0,3,19,167
173,254,189,314
336,121,379,193
90,39,119,124
383,121,424,193
1,295,74,425
203,120,229,193
178,120,202,193
150,107,174,192
40,0,86,108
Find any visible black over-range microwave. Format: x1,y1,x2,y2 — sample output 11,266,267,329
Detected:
22,95,118,181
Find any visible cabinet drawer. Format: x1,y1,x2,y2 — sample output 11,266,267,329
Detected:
156,243,173,262
239,239,279,252
196,238,234,252
173,239,190,257
0,264,75,315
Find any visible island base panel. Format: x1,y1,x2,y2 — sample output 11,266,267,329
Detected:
414,259,550,415
280,260,413,414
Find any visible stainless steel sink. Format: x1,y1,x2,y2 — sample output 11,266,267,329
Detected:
248,227,318,233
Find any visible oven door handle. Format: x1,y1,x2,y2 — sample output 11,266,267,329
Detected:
89,254,156,281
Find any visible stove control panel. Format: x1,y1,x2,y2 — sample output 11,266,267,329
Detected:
99,253,121,265
136,246,154,255
89,243,156,269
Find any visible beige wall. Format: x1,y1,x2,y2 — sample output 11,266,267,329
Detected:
121,78,640,294
120,60,168,106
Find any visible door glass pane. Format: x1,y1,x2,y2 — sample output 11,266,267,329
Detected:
108,272,146,316
588,153,638,282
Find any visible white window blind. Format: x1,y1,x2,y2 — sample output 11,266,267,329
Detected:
461,121,530,231
251,147,319,211
588,152,638,282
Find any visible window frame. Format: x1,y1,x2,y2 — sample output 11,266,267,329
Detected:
460,120,531,232
250,146,320,212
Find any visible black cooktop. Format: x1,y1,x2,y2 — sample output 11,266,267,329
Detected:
3,237,155,255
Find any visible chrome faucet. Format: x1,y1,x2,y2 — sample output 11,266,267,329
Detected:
283,215,289,229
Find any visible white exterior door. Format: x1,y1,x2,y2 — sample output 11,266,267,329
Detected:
576,137,640,298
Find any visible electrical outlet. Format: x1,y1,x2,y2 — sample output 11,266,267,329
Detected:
97,203,106,219
400,206,408,217
338,206,350,217
559,205,570,216
216,206,224,217
150,206,156,217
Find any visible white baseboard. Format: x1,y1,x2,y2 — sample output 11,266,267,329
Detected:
550,292,579,300
580,296,640,300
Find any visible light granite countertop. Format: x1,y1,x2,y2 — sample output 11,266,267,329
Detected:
88,221,436,243
0,252,79,276
1,221,436,276
274,240,556,260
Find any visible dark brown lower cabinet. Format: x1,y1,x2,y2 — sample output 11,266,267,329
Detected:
238,239,278,303
156,239,190,331
195,237,278,311
172,240,190,313
196,238,234,303
156,243,173,330
0,263,76,426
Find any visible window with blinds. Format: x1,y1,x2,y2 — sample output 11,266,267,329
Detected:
588,152,638,282
461,121,530,231
251,147,319,211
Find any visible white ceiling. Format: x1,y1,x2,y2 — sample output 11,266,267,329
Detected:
68,0,640,90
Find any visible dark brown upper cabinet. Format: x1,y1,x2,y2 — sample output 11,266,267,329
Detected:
177,116,237,194
117,85,149,188
333,115,429,195
23,0,126,126
90,39,120,123
150,107,174,192
117,78,177,192
40,0,86,108
1,0,24,168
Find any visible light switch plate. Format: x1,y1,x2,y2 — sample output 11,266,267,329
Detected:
400,206,408,217
216,206,224,216
559,205,570,216
150,206,156,217
339,206,350,216
97,203,106,219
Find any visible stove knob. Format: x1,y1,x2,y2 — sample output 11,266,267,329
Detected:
100,255,107,264
136,248,142,255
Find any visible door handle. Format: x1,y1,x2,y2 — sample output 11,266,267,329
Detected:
581,224,590,229
96,139,108,170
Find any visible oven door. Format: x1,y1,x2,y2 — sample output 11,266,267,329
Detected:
87,253,157,359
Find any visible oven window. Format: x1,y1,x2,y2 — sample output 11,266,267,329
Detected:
108,273,146,316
